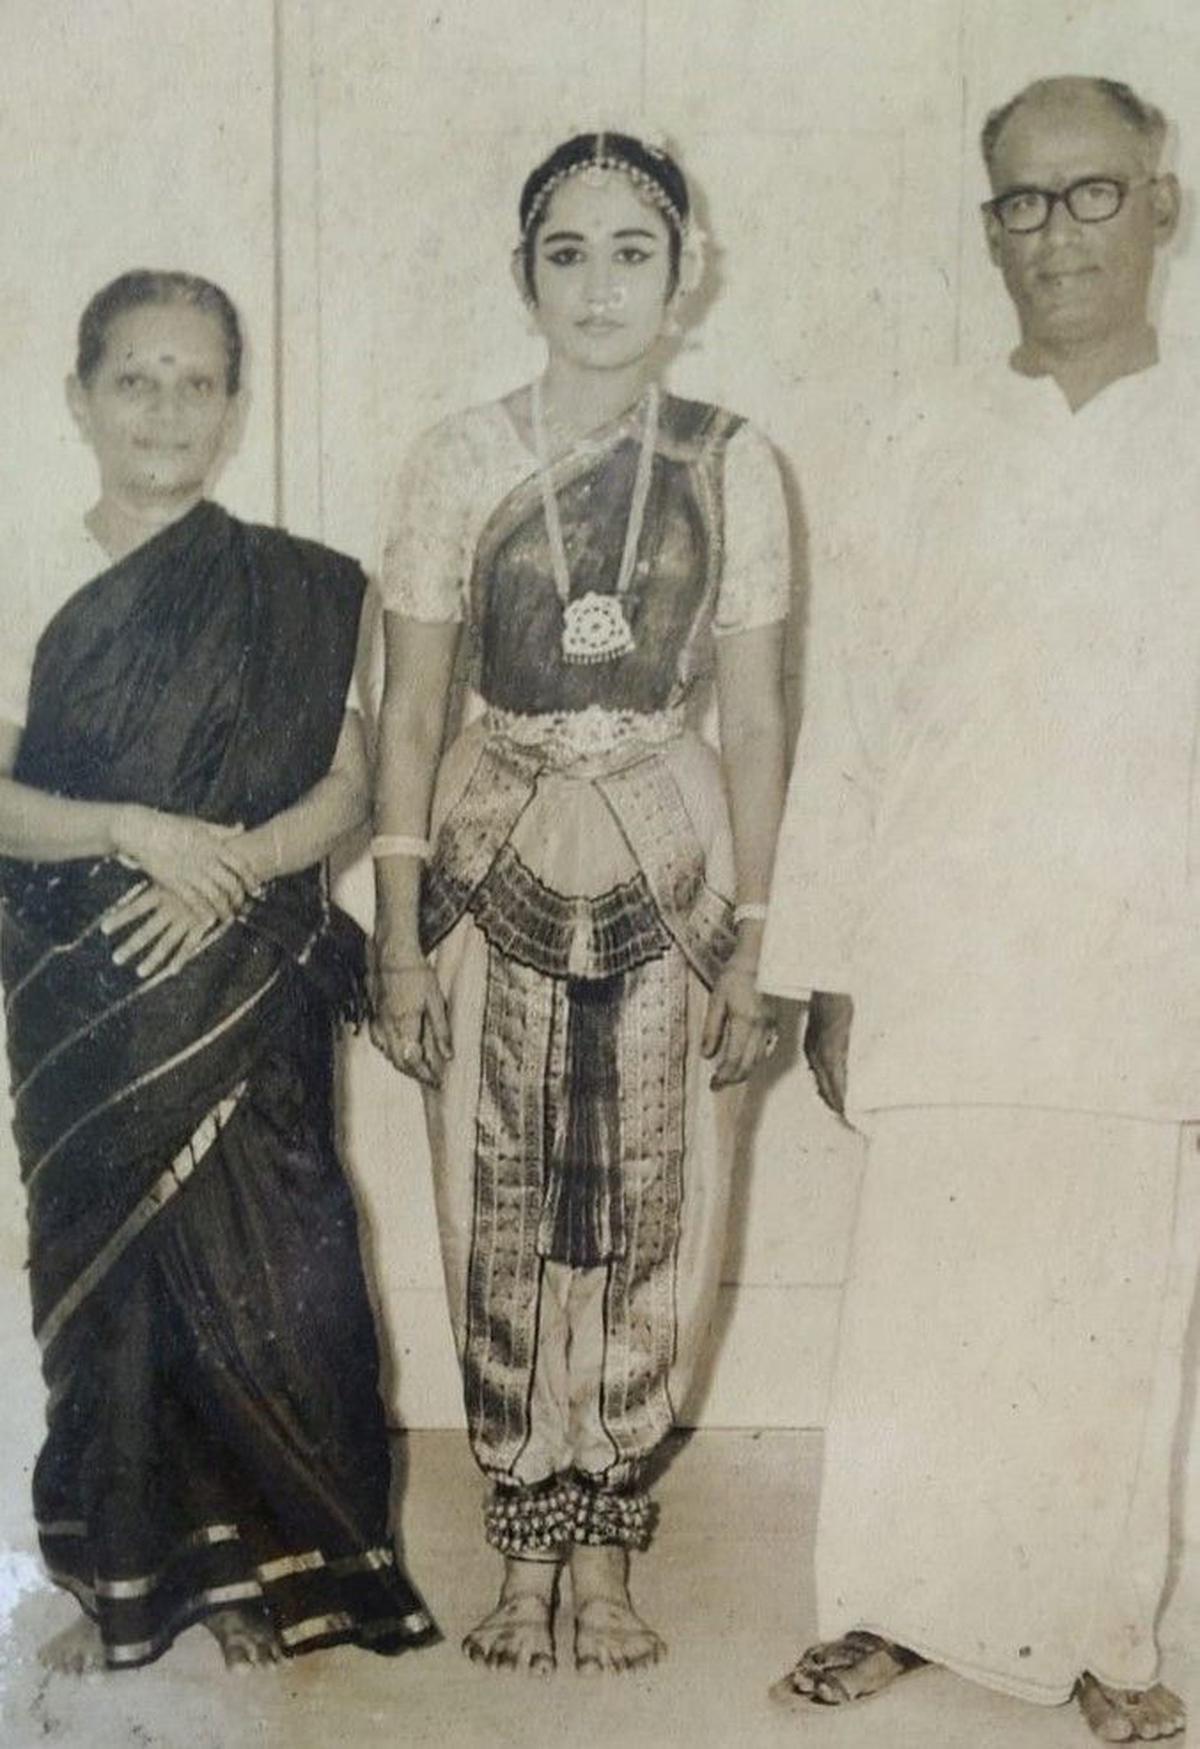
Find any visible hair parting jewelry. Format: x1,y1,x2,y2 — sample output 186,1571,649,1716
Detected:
522,155,686,237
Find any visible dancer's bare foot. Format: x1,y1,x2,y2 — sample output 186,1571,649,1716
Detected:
769,1631,926,1709
1077,1674,1185,1742
462,1556,558,1676
570,1544,665,1675
39,1618,106,1675
204,1606,282,1670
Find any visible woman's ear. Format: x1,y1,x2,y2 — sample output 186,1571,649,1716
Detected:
510,246,535,311
65,374,91,442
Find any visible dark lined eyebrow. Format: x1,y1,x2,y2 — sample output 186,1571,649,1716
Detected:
539,226,662,245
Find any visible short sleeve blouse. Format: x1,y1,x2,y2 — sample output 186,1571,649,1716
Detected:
378,399,791,635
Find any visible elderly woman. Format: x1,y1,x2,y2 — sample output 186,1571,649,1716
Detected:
371,131,789,1676
0,270,435,1673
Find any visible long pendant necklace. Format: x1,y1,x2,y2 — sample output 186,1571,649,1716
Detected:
531,377,660,665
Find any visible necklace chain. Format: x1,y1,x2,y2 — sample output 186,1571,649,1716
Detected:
531,379,660,663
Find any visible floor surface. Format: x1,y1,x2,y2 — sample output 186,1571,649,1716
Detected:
2,1429,1198,1748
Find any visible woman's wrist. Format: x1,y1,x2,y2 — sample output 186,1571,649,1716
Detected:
231,823,278,889
729,913,764,968
110,801,151,862
374,924,424,963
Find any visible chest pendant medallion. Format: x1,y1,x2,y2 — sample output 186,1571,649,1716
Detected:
531,377,660,664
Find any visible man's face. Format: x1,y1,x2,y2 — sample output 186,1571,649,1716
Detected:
984,87,1178,353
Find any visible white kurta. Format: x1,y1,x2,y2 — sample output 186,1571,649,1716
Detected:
761,354,1200,1703
764,354,1200,1122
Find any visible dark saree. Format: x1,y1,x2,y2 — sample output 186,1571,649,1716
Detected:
1,501,436,1668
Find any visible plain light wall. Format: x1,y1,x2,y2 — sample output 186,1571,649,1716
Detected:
279,0,1200,1435
1,0,1199,1495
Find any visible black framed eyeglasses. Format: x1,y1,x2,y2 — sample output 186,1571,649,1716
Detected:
982,175,1154,235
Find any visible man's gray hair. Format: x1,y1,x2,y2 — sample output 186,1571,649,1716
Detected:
980,76,1169,175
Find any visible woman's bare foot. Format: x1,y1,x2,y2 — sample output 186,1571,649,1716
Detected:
569,1544,665,1675
39,1618,106,1675
462,1556,559,1676
769,1631,926,1709
1077,1674,1186,1742
204,1605,282,1670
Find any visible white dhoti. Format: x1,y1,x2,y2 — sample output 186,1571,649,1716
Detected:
817,1106,1200,1704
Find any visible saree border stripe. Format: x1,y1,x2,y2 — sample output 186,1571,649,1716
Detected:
44,1529,400,1600
104,1584,267,1668
327,1547,396,1577
367,1610,436,1639
26,968,278,1192
46,1571,266,1664
12,918,236,1106
277,1608,438,1649
280,1611,354,1648
35,1085,247,1351
89,1526,242,1598
256,1546,400,1583
258,1550,327,1582
601,948,688,1465
465,946,555,1475
3,907,111,1016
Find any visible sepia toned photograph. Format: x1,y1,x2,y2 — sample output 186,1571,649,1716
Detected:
1,3,1199,1745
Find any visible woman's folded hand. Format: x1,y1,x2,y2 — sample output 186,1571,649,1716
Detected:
101,881,223,980
112,805,257,921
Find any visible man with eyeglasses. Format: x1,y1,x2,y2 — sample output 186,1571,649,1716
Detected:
762,75,1194,1742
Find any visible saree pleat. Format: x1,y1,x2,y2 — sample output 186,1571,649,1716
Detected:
3,502,436,1665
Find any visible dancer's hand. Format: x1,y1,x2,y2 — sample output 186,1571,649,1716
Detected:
101,881,222,979
702,961,780,1088
370,951,452,1087
112,805,255,922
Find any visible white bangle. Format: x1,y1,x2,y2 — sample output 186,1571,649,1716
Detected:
370,834,431,860
733,902,769,924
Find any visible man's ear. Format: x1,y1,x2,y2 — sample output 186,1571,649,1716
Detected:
982,207,1005,269
1152,172,1181,246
